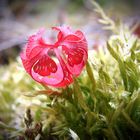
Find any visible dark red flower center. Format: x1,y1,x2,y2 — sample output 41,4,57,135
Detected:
33,55,57,76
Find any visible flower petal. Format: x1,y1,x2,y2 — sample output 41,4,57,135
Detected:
52,26,73,39
59,29,88,76
33,55,57,76
66,48,87,76
20,52,40,74
31,56,64,87
54,49,73,87
26,29,46,58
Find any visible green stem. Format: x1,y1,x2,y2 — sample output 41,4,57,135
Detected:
121,110,140,132
86,61,97,111
103,127,118,140
86,61,96,92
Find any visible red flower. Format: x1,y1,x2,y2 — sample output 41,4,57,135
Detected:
21,26,88,87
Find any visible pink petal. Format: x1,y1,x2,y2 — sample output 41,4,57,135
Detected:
51,26,88,79
33,55,57,76
58,29,88,76
31,56,64,87
54,49,73,87
66,48,88,76
20,52,40,74
63,35,81,42
26,29,46,58
68,48,84,66
52,26,73,40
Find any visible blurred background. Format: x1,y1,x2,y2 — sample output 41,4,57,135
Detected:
0,0,140,65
